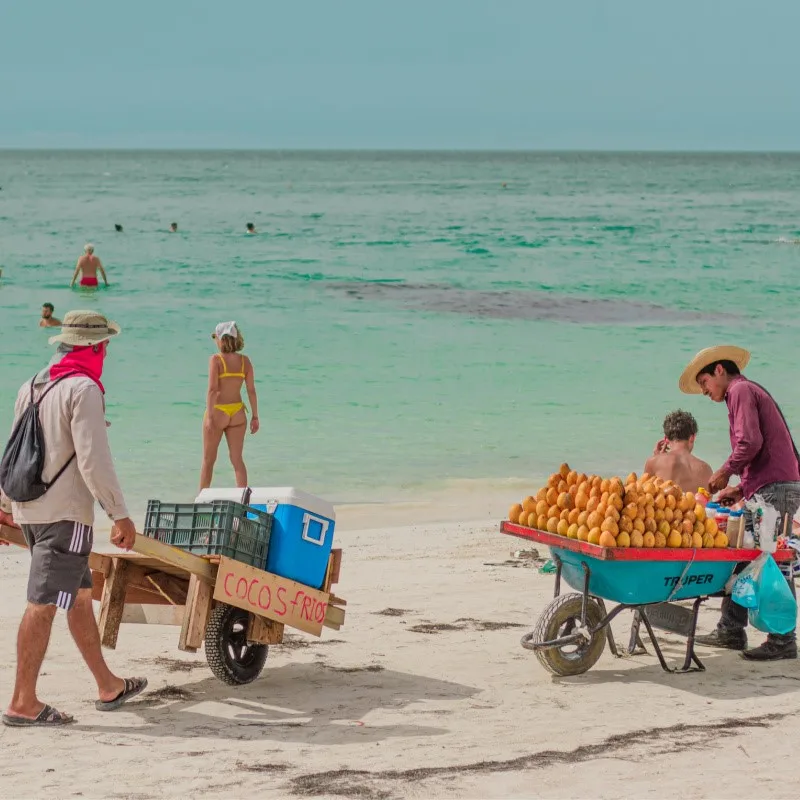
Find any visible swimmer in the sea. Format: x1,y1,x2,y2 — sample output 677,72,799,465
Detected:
71,244,109,288
114,223,123,232
170,222,178,232
39,302,61,328
246,222,256,234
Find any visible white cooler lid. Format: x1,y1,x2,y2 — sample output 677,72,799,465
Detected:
195,486,335,520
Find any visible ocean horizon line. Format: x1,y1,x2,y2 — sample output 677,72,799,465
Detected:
2,146,800,156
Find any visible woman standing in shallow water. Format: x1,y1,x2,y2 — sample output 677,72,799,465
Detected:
200,321,259,490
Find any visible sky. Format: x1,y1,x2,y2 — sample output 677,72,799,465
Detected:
2,0,800,150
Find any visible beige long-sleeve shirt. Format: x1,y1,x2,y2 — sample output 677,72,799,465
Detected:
0,376,129,526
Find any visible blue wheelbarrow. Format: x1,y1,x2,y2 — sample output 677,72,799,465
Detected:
501,522,793,677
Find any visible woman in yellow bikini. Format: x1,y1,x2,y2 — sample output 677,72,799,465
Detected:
200,321,259,490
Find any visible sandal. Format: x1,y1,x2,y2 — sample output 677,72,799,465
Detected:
2,704,75,727
95,677,148,711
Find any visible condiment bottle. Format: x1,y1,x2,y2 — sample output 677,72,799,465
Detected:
696,488,711,507
714,506,730,535
728,510,744,547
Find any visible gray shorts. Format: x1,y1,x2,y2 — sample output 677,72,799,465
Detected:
21,521,93,610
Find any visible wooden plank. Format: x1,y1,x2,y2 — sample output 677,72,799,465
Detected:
179,574,214,652
247,615,284,645
330,548,342,585
92,572,172,606
89,553,113,576
2,524,222,577
0,523,26,548
324,605,345,628
213,556,331,637
146,573,189,605
3,523,119,576
131,533,217,583
329,594,347,607
322,549,343,592
98,559,132,649
91,571,173,605
121,604,186,626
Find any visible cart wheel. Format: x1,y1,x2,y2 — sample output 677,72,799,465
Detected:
205,604,269,685
531,593,606,677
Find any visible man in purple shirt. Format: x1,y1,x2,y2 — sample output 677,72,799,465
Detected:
679,345,800,660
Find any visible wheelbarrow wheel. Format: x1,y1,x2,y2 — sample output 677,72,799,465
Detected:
205,603,269,685
532,592,606,677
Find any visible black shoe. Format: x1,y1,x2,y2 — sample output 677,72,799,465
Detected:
741,639,797,661
695,629,747,651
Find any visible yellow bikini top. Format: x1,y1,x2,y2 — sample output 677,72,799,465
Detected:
217,353,246,379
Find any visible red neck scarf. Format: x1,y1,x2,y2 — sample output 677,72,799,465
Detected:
50,343,106,393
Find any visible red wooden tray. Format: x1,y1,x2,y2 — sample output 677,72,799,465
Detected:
501,521,793,563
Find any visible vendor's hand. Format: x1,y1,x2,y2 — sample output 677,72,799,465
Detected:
250,416,260,435
653,438,669,456
110,517,137,551
708,468,731,494
716,486,743,507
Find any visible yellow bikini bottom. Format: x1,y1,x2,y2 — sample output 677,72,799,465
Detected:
211,402,245,418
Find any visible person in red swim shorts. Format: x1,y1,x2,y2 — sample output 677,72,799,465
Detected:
70,244,109,289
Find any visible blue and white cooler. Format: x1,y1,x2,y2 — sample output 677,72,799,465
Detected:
195,486,336,589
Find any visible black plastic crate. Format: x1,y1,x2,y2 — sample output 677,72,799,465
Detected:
143,500,272,568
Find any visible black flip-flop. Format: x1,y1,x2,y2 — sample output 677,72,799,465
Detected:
95,677,148,711
2,704,75,727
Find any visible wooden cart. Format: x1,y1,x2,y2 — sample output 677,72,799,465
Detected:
1,523,345,685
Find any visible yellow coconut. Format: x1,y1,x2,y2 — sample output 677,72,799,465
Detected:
567,523,579,539
667,530,682,548
598,530,617,548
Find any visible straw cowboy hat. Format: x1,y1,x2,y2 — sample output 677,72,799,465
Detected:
48,310,121,347
678,345,751,395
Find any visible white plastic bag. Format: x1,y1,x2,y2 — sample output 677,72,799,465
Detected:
744,494,782,554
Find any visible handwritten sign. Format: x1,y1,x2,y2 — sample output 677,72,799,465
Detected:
212,556,329,636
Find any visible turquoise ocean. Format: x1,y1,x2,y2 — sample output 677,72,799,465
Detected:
2,151,800,517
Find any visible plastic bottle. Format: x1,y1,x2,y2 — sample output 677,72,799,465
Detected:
705,503,719,522
696,488,711,507
728,510,744,547
742,528,755,549
714,506,730,535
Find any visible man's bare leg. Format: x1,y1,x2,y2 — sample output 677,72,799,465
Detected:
67,589,124,702
6,603,57,718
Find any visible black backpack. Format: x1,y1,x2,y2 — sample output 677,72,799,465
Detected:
0,373,78,503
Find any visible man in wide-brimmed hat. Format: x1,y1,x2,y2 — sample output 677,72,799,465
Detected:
679,345,800,660
0,310,147,726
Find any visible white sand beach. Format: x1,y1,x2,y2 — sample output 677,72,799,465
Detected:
1,492,799,800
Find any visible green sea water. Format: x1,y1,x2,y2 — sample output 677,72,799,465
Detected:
2,150,800,516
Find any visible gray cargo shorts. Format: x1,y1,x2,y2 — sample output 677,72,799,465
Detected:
21,521,93,611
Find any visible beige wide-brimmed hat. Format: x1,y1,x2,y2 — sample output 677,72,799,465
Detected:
48,310,121,347
678,345,751,395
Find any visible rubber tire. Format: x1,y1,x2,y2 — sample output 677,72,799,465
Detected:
532,593,606,677
205,603,269,685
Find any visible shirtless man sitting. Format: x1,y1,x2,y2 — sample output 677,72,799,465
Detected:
70,244,109,288
643,409,712,493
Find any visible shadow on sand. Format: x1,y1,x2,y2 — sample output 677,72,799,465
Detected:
73,661,478,745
